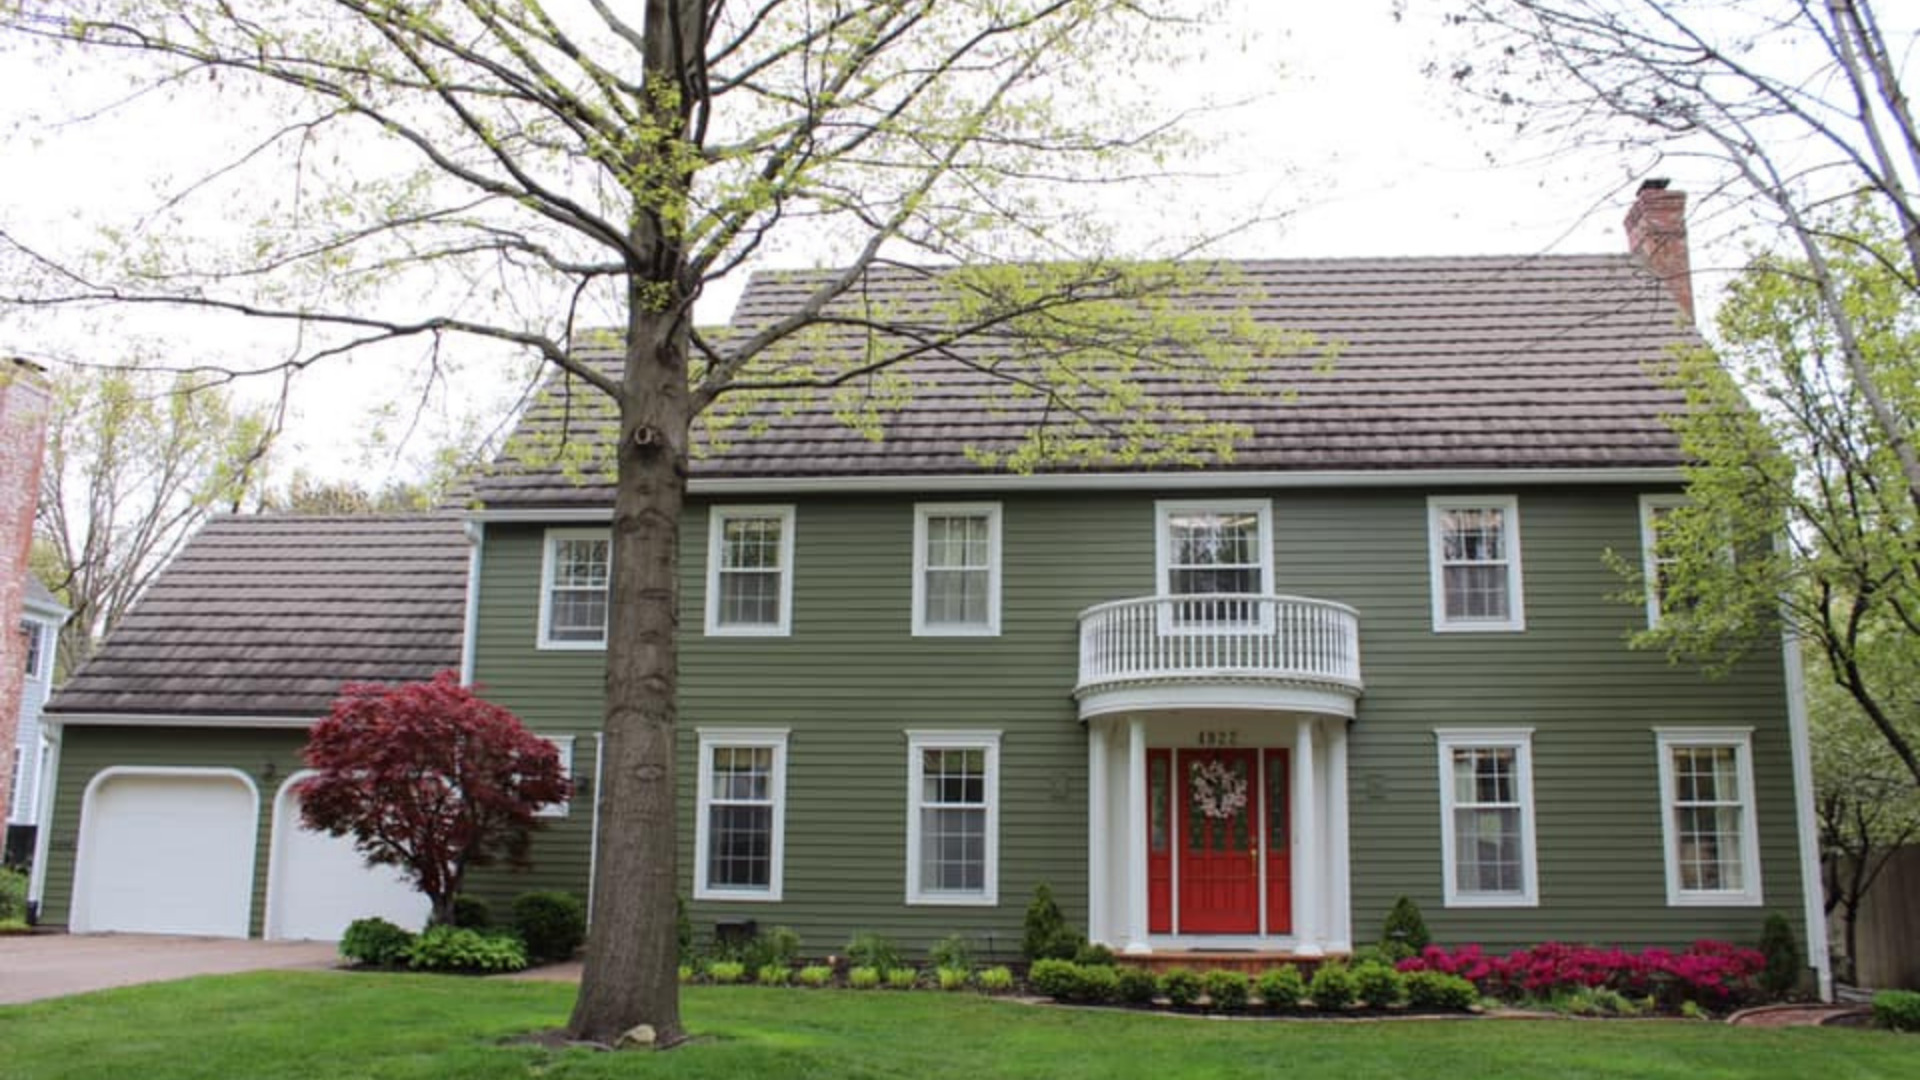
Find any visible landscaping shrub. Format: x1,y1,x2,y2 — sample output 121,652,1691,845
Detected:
1117,966,1160,1005
1022,884,1083,962
976,966,1016,994
847,966,882,990
1256,965,1306,1009
747,925,803,971
1074,942,1116,967
1074,964,1120,1003
1404,970,1477,1011
937,967,970,992
885,967,920,990
1308,963,1356,1010
707,960,746,984
1874,989,1920,1032
928,933,974,973
1353,961,1405,1009
797,964,835,988
1028,958,1082,1000
508,891,585,963
1161,968,1203,1008
1758,913,1800,999
1202,970,1251,1012
0,867,28,923
338,917,415,966
756,963,791,986
677,964,694,984
1381,895,1430,957
405,925,527,973
845,932,904,975
1397,940,1766,1009
1554,987,1643,1017
448,895,492,929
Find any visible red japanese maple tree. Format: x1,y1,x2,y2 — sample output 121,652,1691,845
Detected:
296,670,571,925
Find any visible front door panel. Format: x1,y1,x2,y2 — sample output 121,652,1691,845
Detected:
1177,748,1260,933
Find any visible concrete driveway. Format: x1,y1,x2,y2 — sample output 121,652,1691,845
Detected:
0,934,341,1005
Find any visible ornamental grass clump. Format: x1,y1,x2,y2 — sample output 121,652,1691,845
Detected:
976,966,1016,994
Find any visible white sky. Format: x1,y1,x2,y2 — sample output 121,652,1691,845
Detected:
0,3,1756,487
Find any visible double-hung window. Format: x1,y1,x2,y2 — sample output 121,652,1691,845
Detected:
1155,499,1274,629
1428,496,1525,631
905,731,1001,905
1435,729,1538,907
1656,728,1762,906
20,620,43,679
532,736,576,820
694,729,789,901
705,506,795,636
539,530,610,648
1639,494,1687,627
913,504,1001,636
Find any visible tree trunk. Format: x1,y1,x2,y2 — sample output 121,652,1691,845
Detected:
567,294,692,1046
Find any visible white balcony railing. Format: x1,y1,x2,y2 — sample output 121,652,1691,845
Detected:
1076,594,1362,697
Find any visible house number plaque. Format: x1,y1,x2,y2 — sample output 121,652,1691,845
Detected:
1195,730,1238,747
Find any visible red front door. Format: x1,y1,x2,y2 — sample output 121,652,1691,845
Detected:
1176,748,1260,933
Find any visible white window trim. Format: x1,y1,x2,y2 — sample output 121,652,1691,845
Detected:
1154,499,1275,598
1640,494,1687,628
533,735,576,820
537,527,611,650
904,729,1002,907
1655,726,1764,907
1435,727,1539,908
911,502,1003,637
693,727,790,902
704,505,796,637
1427,495,1526,633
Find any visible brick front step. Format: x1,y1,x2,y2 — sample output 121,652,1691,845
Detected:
1114,951,1348,975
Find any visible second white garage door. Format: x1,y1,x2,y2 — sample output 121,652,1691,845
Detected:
265,774,430,941
72,768,258,937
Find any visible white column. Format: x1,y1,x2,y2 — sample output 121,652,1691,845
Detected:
1124,717,1151,954
1328,721,1352,952
1291,717,1322,956
1087,720,1109,947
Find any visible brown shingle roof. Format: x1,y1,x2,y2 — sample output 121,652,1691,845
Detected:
477,254,1699,508
46,515,469,718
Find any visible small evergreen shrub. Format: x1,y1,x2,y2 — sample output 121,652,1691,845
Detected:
886,967,920,990
0,868,28,923
1075,963,1120,1003
1161,968,1203,1007
1117,966,1160,1005
1874,989,1920,1032
405,925,527,973
937,967,971,991
929,933,974,973
1758,913,1801,999
509,891,586,963
1256,965,1306,1010
1022,884,1083,961
796,964,835,988
1202,970,1251,1012
1028,958,1082,1000
976,966,1015,994
707,960,747,984
1353,961,1405,1009
1381,895,1430,955
448,895,492,929
1308,963,1356,1010
847,965,883,990
756,963,791,986
1074,942,1117,967
338,917,415,966
846,932,904,975
1404,970,1477,1011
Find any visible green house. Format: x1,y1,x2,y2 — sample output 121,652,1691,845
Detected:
29,184,1832,995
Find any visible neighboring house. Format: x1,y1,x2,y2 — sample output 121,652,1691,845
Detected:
8,576,70,861
30,184,1831,995
30,515,467,939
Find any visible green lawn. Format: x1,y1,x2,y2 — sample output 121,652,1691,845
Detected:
2,973,1915,1080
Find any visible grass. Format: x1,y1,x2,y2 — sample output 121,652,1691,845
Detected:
2,972,1916,1079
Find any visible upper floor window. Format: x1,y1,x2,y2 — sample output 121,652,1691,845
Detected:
694,728,789,901
1428,496,1525,632
905,730,1001,905
913,504,1002,636
1156,500,1273,628
538,529,610,649
1655,728,1762,906
1640,494,1687,628
20,620,43,680
1435,728,1538,907
706,506,795,637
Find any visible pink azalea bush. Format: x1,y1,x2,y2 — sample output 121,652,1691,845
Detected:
1397,940,1765,1008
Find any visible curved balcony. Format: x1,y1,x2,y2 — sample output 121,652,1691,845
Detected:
1075,594,1363,720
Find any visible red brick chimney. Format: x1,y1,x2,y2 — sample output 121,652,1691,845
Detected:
1624,178,1694,324
0,358,52,823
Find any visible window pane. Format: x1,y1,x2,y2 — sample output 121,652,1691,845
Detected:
1444,565,1510,620
719,569,780,625
1676,805,1744,891
1443,509,1506,562
926,515,988,570
1455,807,1522,892
925,568,989,626
922,748,986,805
549,590,608,641
921,806,986,892
708,803,772,888
721,517,782,569
713,746,772,801
555,539,609,587
1150,755,1170,854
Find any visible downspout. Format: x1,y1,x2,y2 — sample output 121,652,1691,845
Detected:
1782,629,1834,1000
459,519,485,685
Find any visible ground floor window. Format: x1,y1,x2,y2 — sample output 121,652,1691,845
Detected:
694,729,789,901
1435,728,1538,907
905,731,1000,905
1656,727,1762,906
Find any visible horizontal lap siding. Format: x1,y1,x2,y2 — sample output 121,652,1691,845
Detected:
474,486,1805,960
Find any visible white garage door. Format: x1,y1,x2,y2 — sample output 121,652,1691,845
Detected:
74,770,258,937
266,775,430,941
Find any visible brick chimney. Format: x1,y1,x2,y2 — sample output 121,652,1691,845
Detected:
0,358,52,824
1624,178,1694,324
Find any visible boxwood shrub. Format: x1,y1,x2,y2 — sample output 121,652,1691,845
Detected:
1353,961,1405,1008
1308,962,1356,1010
1256,965,1306,1010
1405,970,1478,1011
1160,967,1203,1007
1202,970,1250,1012
1028,958,1081,1000
339,917,415,967
1116,966,1160,1005
1874,989,1920,1032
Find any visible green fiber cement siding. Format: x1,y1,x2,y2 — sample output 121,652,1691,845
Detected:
472,486,1807,957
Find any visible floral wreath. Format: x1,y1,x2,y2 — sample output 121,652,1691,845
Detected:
1190,758,1248,821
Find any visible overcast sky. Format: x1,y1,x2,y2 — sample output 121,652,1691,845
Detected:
0,3,1731,486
